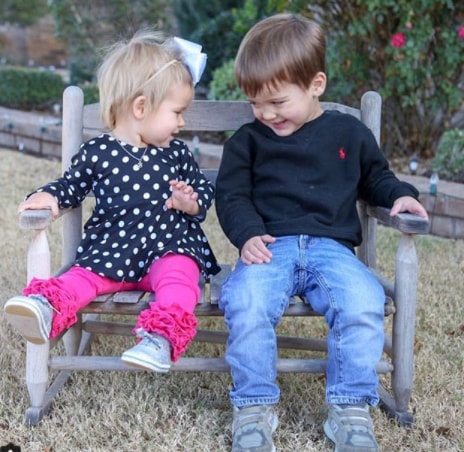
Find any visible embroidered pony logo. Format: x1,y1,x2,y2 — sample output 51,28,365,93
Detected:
338,147,346,159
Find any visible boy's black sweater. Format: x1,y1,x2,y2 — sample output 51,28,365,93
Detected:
215,110,419,251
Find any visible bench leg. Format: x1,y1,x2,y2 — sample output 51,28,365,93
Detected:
377,385,414,427
385,234,418,426
25,342,51,425
63,315,83,356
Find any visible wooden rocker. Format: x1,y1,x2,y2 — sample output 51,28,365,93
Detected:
17,86,429,426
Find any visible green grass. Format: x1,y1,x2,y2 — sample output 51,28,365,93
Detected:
0,148,463,451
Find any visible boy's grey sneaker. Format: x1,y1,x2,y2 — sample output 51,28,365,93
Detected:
324,403,379,451
121,329,172,372
232,405,278,452
4,294,53,344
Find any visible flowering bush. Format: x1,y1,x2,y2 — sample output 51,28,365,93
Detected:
301,0,464,159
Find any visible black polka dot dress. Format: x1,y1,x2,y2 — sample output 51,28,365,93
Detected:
33,134,221,281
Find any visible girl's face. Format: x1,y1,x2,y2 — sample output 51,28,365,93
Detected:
247,77,325,137
141,82,193,147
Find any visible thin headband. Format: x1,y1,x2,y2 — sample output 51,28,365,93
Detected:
140,37,207,90
141,59,178,88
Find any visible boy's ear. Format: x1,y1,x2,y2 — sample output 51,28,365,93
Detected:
311,72,327,97
132,95,147,119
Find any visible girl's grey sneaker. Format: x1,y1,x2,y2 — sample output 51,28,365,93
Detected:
4,295,53,344
121,329,172,372
324,403,379,451
232,405,278,452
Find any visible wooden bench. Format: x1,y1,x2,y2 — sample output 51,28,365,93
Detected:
18,86,429,426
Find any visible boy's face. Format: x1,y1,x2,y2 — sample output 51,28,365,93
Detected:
247,77,325,137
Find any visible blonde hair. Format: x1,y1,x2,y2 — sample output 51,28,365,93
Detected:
97,30,192,129
235,14,326,97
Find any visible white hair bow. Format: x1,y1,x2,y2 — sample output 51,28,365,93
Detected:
173,37,207,85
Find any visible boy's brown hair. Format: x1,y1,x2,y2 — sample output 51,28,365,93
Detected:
235,13,326,97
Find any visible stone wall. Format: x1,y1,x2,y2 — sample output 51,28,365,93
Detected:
0,116,63,158
420,193,464,240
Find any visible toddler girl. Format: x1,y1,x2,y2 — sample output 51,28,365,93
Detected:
5,30,220,373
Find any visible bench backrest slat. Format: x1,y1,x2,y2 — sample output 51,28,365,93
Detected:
80,99,362,135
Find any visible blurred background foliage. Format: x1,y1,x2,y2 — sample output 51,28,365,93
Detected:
0,0,463,176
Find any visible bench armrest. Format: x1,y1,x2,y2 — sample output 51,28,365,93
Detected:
19,209,53,230
19,208,77,230
366,205,429,235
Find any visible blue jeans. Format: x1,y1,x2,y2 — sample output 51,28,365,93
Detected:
219,235,385,408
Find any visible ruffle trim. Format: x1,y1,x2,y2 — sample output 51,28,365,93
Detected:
23,277,78,339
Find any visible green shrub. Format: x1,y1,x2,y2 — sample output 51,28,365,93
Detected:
432,128,464,183
208,60,245,101
0,66,64,110
81,84,99,105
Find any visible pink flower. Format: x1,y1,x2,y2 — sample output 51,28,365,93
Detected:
458,25,464,41
391,32,407,48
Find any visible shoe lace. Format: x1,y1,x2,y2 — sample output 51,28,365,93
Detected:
135,328,163,350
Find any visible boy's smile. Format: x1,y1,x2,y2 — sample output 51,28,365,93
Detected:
247,78,325,136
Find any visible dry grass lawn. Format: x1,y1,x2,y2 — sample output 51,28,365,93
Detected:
0,148,463,451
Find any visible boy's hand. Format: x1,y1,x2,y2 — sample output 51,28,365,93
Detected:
18,192,59,219
390,196,428,218
165,179,200,215
241,234,276,265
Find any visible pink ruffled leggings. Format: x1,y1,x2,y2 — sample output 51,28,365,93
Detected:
23,254,200,361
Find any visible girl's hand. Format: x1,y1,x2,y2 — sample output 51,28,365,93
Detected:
18,192,60,218
240,234,276,265
165,180,200,215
